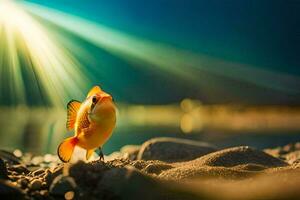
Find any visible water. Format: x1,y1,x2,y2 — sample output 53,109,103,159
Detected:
0,104,300,155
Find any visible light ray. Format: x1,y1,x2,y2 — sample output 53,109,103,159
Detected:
22,2,300,94
0,0,26,104
0,0,90,107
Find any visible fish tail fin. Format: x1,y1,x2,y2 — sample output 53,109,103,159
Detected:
57,137,78,163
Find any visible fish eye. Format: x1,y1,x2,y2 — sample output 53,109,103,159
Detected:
92,96,97,103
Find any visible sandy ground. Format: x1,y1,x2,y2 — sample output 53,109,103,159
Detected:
1,137,300,199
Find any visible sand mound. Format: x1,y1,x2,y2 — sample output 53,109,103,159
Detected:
194,146,288,167
67,160,201,200
137,137,217,162
135,146,288,180
64,157,297,199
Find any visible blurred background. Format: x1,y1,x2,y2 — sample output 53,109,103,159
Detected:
0,0,299,155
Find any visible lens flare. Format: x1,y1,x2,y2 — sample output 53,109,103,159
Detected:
0,0,90,107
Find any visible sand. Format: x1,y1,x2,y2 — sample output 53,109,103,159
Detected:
1,137,300,199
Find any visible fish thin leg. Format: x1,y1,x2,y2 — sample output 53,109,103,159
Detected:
98,147,104,161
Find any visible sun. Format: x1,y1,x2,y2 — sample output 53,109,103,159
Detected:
0,0,17,24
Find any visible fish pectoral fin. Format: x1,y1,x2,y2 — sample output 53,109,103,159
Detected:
57,137,78,163
86,149,95,160
86,86,102,98
66,100,81,131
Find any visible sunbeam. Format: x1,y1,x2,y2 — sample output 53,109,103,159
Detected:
0,0,90,107
22,1,300,94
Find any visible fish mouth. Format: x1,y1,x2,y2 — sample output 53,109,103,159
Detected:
89,94,112,115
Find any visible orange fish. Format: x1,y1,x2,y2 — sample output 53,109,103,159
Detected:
57,86,116,162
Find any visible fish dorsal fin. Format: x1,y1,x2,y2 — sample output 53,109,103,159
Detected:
66,100,81,131
87,86,102,98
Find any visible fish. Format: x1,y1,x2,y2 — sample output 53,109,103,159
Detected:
57,86,116,162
